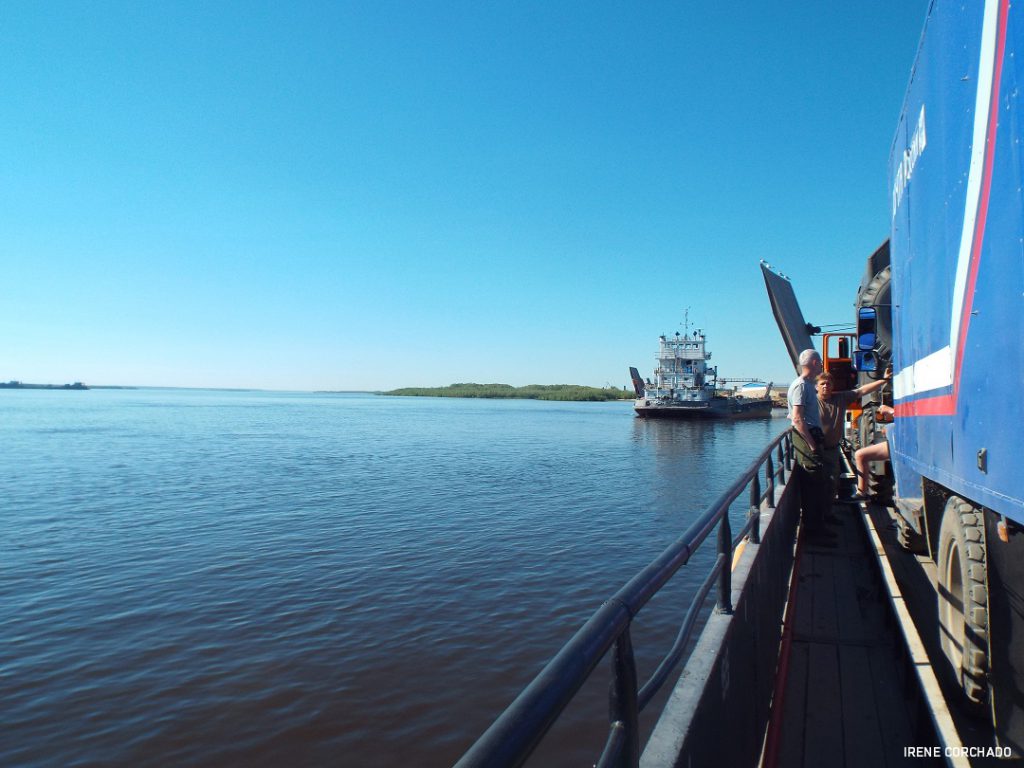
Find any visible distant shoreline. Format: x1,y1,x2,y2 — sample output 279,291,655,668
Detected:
0,382,633,399
0,381,89,391
381,383,633,402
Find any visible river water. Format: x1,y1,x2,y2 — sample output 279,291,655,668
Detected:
2,389,788,766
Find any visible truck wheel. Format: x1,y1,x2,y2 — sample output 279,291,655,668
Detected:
897,515,927,554
936,496,990,707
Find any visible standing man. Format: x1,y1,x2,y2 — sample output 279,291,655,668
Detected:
817,366,892,504
788,349,828,533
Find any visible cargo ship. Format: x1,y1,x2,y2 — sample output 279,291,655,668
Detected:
628,326,772,419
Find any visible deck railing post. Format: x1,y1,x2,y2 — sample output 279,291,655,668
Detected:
717,514,733,614
750,472,762,544
609,628,640,768
765,454,775,510
785,433,794,473
776,440,785,481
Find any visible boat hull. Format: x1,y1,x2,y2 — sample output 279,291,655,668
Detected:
634,397,773,420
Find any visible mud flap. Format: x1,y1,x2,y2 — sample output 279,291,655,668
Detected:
984,511,1024,753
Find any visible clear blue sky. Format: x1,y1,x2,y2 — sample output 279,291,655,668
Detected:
2,1,928,390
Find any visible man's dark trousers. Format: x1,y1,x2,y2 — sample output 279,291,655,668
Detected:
792,429,829,531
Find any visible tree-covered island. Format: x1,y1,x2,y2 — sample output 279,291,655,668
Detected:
382,383,633,401
0,380,89,390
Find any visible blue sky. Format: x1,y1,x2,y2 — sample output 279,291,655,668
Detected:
2,1,928,390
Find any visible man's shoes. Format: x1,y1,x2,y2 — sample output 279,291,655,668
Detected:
839,492,871,504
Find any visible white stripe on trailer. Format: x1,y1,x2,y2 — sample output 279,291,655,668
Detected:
898,0,1000,400
893,345,952,400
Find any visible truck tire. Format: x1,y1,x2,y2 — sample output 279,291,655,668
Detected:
897,515,927,554
936,496,990,708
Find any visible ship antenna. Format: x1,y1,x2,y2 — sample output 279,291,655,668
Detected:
682,307,690,336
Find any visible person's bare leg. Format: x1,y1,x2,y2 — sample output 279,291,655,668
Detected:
854,442,889,494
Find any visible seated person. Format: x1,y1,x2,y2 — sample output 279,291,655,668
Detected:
851,404,895,501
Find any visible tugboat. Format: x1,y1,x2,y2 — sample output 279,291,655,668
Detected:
628,324,772,419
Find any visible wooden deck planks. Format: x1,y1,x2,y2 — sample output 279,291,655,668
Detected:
777,642,809,768
774,501,924,768
810,554,839,640
832,551,867,645
803,642,843,766
838,644,887,767
792,552,818,640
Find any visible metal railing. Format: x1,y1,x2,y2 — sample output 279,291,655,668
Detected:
454,428,794,768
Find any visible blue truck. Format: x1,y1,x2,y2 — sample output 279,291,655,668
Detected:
767,0,1024,750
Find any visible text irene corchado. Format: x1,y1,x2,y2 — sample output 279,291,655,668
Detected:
904,745,1014,759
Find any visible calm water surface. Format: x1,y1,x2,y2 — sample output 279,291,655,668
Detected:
2,389,787,766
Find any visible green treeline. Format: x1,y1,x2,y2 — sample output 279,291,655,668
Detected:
383,383,633,401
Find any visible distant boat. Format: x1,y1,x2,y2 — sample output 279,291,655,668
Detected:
628,327,772,419
737,381,771,398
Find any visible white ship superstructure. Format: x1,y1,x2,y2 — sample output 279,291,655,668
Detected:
648,330,716,404
628,321,772,419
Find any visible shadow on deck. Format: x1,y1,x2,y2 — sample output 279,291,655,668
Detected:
773,504,941,767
